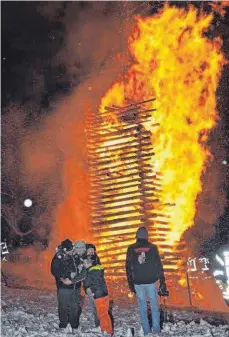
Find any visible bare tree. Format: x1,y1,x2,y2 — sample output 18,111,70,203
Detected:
1,105,40,238
1,191,40,237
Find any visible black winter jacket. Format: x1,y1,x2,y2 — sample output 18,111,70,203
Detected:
126,239,165,291
51,253,81,290
83,264,108,299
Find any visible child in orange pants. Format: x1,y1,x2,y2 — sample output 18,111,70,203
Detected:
83,258,113,336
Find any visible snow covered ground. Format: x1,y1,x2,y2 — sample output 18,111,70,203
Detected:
1,285,229,337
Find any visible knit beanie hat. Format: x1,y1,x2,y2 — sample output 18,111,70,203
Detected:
60,238,73,251
136,227,148,240
74,240,86,250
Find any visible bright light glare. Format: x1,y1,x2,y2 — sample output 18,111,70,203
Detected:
24,199,32,208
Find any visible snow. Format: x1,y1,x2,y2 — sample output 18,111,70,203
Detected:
1,285,229,337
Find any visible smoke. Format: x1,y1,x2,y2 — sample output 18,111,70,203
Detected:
184,127,228,256
2,1,146,287
23,1,143,250
183,94,229,256
38,1,141,80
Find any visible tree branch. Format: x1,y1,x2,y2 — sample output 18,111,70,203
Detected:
2,214,40,237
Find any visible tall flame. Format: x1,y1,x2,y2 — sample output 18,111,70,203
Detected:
98,5,225,249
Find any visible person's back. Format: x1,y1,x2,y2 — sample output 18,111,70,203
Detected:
127,238,165,286
126,227,168,336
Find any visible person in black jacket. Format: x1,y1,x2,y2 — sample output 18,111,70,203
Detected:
85,243,101,328
83,257,113,336
51,239,82,332
72,241,101,329
126,227,168,335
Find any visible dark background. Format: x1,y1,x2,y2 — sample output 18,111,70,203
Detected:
1,1,229,254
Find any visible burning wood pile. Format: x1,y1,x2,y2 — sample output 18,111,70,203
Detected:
84,4,225,281
86,99,182,278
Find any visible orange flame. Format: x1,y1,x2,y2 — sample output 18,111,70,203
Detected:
98,4,225,249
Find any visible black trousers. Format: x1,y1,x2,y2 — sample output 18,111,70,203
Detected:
57,288,80,328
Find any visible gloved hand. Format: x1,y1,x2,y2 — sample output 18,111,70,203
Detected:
158,280,169,297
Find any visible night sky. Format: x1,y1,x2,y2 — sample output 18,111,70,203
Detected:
1,1,229,254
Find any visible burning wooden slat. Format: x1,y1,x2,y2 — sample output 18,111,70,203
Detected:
86,99,178,277
90,201,147,212
103,97,156,112
89,158,154,173
88,167,153,180
89,153,156,167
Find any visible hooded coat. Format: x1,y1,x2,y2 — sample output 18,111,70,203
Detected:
126,237,165,291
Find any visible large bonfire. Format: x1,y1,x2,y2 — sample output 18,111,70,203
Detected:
88,4,225,270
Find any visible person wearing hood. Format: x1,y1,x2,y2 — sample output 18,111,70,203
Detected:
51,239,81,332
125,227,168,335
